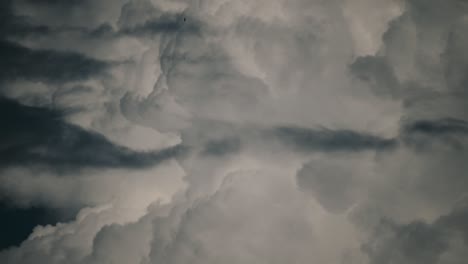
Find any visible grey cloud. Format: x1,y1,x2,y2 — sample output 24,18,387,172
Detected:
271,126,397,153
437,202,468,243
0,0,115,40
0,1,53,38
201,137,241,157
444,20,468,92
142,172,320,264
86,213,154,264
0,96,185,172
0,40,109,84
23,0,86,6
403,118,468,137
178,122,398,160
363,219,449,264
174,119,468,161
2,0,468,263
14,0,128,29
12,0,199,41
401,118,468,150
120,14,201,37
0,1,86,39
297,158,357,213
2,0,196,42
117,0,161,29
362,201,468,264
350,56,401,98
120,90,192,134
0,171,325,264
349,0,468,108
155,21,270,121
349,0,468,148
117,0,199,36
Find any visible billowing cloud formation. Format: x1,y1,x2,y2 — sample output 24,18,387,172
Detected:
1,0,468,263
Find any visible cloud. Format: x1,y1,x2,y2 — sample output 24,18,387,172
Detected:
362,200,468,264
363,219,449,264
2,169,354,264
1,0,468,263
0,40,109,84
23,0,86,6
296,154,374,214
400,118,468,150
117,0,200,36
201,137,241,157
0,96,184,172
350,56,401,98
0,202,76,250
119,14,201,36
272,126,397,152
403,118,468,137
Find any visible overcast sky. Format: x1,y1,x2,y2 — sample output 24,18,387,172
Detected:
1,0,468,263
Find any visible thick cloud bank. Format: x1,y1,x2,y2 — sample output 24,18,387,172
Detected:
1,0,468,263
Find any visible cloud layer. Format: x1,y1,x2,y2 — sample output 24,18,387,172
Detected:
1,0,468,263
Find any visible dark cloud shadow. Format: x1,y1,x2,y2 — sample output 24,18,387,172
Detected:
0,96,186,173
362,201,468,264
401,118,468,150
403,118,468,136
0,40,109,84
271,126,398,152
201,137,241,157
119,14,201,37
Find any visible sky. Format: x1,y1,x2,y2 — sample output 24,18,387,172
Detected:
0,0,468,263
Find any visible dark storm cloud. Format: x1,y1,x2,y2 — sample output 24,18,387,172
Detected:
296,159,357,214
0,0,111,39
117,0,201,36
403,118,468,136
0,0,213,174
363,219,449,264
271,126,397,152
0,202,77,250
350,56,401,98
201,137,241,157
120,15,201,36
1,0,468,262
23,0,86,6
400,118,468,150
0,0,82,38
363,202,468,264
183,122,398,158
0,0,51,37
349,0,468,95
0,96,185,172
0,40,109,84
437,202,468,243
1,0,199,52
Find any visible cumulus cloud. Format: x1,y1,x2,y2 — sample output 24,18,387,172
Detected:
1,0,468,263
